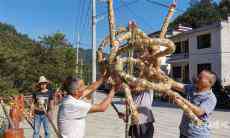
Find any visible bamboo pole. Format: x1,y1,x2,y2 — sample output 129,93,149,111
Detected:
159,2,176,39
125,102,129,138
122,83,139,124
108,0,118,64
42,106,61,138
22,112,42,138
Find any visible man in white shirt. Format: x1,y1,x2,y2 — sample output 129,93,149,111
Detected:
58,76,115,138
118,90,155,138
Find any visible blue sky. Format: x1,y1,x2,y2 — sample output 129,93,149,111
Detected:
0,0,220,49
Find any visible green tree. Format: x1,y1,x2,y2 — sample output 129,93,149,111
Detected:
0,24,34,94
0,22,93,97
170,0,222,28
219,0,230,19
39,32,70,48
36,32,76,88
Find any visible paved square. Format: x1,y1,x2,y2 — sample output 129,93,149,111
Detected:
20,93,230,138
85,93,230,138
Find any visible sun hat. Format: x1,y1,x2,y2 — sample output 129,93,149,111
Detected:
38,76,49,84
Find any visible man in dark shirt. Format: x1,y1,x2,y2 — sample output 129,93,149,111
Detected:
30,76,54,138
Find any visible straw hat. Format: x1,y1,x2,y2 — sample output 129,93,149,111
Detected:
38,76,49,84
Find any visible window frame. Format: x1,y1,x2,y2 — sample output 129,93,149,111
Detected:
197,33,211,49
172,66,182,79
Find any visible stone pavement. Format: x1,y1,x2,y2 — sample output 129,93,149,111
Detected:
20,92,230,138
85,93,230,138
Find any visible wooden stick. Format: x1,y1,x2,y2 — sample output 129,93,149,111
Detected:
22,113,42,138
125,102,129,138
42,107,61,138
111,102,120,114
23,100,43,138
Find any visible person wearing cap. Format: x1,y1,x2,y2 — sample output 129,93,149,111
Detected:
57,75,116,138
30,76,54,138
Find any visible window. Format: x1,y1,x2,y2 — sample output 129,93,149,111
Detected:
174,42,182,54
172,66,182,79
197,33,211,49
183,64,190,83
197,63,212,74
174,40,189,54
182,40,189,54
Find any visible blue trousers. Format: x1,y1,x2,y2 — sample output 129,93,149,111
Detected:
33,114,50,138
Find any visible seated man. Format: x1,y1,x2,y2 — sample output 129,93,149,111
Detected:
58,76,116,138
172,70,217,138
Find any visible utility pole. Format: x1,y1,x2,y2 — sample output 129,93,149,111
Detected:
76,32,80,77
92,0,97,103
80,58,84,79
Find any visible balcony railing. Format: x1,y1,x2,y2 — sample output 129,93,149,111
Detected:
167,53,189,63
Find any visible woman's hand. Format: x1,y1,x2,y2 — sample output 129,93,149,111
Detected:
28,111,34,120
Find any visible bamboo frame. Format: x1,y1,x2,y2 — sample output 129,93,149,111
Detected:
96,0,203,126
115,57,202,125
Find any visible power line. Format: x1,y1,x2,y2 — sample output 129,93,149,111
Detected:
120,0,153,30
80,0,88,33
82,0,91,30
73,0,84,48
72,2,79,48
73,0,91,49
145,0,185,13
72,16,77,46
74,0,186,47
82,0,91,44
96,0,139,17
77,0,83,32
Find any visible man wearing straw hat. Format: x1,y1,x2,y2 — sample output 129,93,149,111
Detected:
30,76,54,138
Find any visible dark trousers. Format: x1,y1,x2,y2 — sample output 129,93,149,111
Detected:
129,122,154,138
180,134,188,138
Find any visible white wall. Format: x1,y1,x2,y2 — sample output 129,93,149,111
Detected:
187,26,221,81
221,20,230,86
170,25,222,82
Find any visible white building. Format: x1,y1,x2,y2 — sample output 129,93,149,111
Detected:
167,17,230,86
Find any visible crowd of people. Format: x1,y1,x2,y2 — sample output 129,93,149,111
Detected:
28,69,217,138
